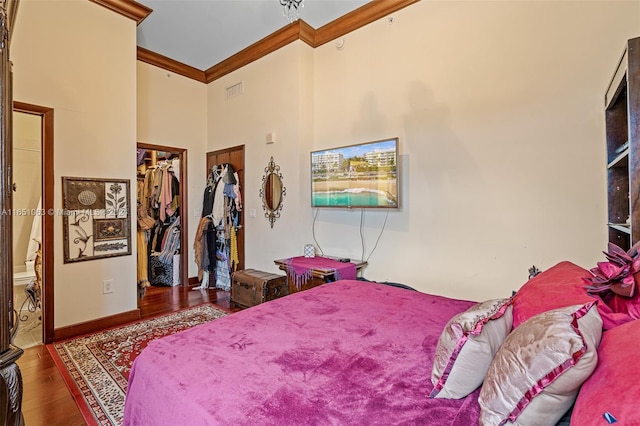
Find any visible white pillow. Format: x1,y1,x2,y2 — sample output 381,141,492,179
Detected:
478,302,602,425
430,298,513,399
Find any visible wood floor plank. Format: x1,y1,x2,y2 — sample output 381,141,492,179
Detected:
16,284,240,426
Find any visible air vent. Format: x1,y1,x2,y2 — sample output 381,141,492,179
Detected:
225,81,244,100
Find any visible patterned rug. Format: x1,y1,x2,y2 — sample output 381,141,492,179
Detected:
48,304,229,426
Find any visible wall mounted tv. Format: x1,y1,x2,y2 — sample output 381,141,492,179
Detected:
311,137,399,208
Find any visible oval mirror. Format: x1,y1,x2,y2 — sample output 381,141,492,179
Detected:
264,173,282,211
260,157,286,228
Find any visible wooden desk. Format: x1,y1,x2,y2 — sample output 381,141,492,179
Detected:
274,256,367,294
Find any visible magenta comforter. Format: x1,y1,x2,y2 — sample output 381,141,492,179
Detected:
123,280,480,425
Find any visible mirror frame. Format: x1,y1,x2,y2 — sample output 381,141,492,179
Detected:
259,156,286,228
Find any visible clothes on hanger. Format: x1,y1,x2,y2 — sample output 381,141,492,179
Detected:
138,155,182,288
195,163,242,290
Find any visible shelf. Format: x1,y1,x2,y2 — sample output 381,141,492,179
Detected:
605,48,628,110
608,223,631,234
608,146,629,168
605,37,639,247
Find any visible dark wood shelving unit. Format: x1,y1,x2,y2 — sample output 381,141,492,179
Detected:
606,37,640,251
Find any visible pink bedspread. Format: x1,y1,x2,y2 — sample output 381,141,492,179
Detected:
123,280,480,425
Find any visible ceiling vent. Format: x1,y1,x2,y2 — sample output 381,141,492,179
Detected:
225,81,244,100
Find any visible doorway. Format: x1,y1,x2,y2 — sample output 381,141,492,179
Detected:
12,101,54,345
136,143,188,299
206,145,245,271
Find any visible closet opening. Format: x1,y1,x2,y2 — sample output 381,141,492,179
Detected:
136,143,188,300
192,144,245,293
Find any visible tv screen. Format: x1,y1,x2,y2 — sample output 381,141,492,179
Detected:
311,138,399,208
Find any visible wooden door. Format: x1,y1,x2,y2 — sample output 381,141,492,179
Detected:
206,145,245,271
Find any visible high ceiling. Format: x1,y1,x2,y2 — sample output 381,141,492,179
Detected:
136,0,371,71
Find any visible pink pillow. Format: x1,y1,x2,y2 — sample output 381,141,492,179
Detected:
479,302,602,425
572,319,640,425
430,298,513,399
594,293,640,330
512,261,597,328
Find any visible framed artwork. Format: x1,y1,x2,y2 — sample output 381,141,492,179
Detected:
62,177,131,263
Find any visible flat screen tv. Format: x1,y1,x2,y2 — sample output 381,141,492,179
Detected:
311,137,399,208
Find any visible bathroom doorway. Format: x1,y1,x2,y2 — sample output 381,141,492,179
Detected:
12,101,54,345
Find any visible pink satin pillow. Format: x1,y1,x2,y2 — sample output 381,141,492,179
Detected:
572,319,640,425
479,302,602,425
512,261,597,329
430,298,513,399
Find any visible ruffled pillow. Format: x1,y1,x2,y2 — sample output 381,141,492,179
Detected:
478,302,602,426
583,242,640,329
430,298,513,399
512,261,597,329
572,318,640,425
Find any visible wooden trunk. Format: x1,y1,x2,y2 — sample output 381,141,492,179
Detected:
231,269,288,308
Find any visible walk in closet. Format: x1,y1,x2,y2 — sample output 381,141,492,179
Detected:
136,144,188,296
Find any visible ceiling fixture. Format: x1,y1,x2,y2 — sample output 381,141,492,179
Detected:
280,0,303,21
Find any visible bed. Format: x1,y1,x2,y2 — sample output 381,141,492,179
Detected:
123,261,640,426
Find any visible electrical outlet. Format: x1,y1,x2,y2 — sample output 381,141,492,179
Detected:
103,279,113,294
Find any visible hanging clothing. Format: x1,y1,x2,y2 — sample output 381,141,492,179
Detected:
195,163,242,289
158,166,171,222
158,219,180,264
233,171,242,212
194,216,212,282
171,158,180,182
137,230,150,291
138,155,182,289
230,226,239,273
202,184,215,218
215,230,231,291
211,169,227,227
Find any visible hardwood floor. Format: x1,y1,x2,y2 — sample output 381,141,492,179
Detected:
17,284,241,426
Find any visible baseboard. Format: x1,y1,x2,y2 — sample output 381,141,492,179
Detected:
188,276,199,285
53,309,141,341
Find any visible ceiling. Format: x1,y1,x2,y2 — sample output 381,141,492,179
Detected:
135,0,371,71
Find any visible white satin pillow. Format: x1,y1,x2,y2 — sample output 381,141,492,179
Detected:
478,302,602,425
430,298,513,399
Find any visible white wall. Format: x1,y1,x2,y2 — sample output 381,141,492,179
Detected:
137,62,208,278
12,112,42,273
12,0,138,327
209,0,640,301
314,0,640,301
207,42,315,272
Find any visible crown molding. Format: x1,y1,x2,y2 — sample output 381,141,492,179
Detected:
139,0,420,84
90,0,152,25
137,47,207,83
204,20,316,84
314,0,419,47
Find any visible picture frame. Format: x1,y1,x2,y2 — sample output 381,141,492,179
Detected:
62,177,131,263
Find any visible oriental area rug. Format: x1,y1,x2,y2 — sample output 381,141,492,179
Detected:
48,304,228,426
